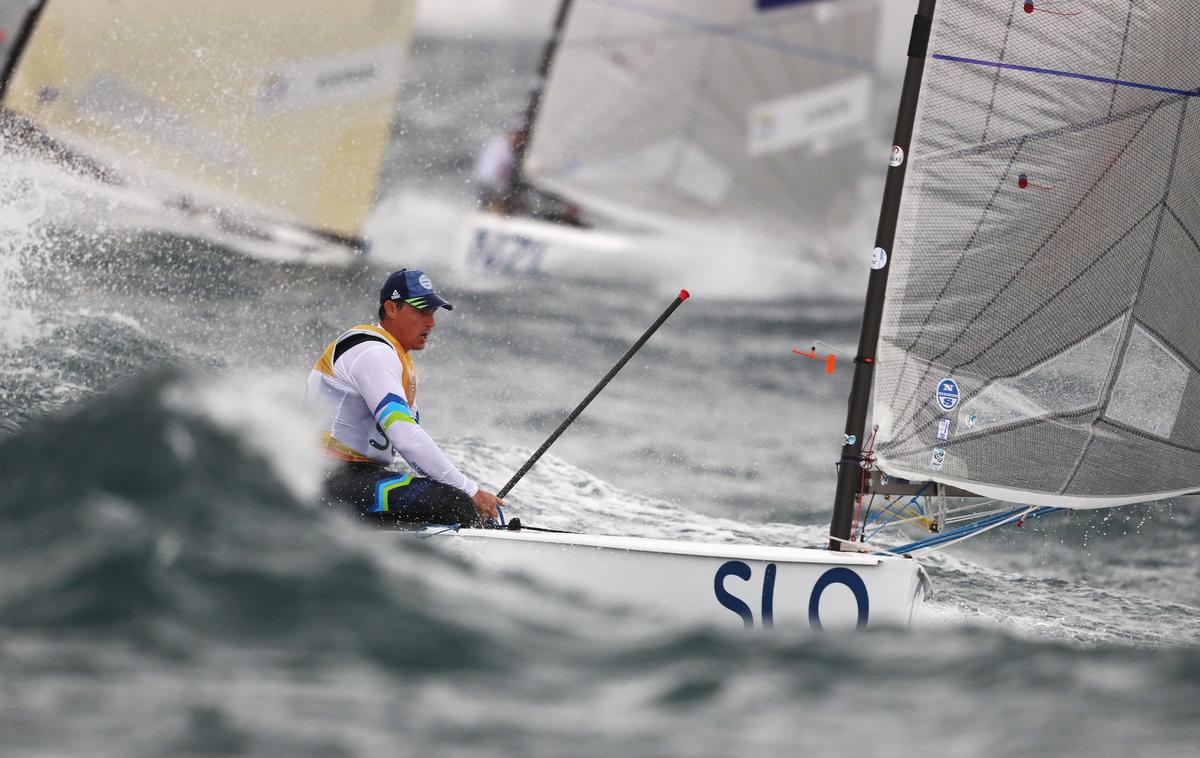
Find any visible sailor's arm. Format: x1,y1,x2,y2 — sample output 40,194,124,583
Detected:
344,344,480,495
387,417,502,519
372,394,478,495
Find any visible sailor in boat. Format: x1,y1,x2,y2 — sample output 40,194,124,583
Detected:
472,121,585,227
472,124,525,215
307,269,504,527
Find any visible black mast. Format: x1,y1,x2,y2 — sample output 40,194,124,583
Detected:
0,0,48,102
506,0,576,198
829,0,937,551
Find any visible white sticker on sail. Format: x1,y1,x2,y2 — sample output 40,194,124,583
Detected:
871,247,888,270
747,75,871,156
256,44,405,112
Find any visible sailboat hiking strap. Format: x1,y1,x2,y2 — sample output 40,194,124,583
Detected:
333,333,390,363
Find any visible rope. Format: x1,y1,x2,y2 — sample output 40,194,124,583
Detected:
884,505,1061,555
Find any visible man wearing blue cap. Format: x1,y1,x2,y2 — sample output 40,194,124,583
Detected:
307,269,504,526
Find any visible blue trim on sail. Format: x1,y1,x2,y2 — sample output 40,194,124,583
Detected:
584,0,875,73
932,54,1200,98
757,0,820,9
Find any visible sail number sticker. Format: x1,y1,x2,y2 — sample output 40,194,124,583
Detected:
714,562,869,630
936,378,960,411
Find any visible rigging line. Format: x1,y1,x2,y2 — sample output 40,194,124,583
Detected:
931,54,1200,99
885,110,1161,439
863,479,933,528
943,508,1016,525
863,498,921,529
858,491,877,542
582,0,876,73
889,505,1059,555
1108,1,1138,119
940,498,1001,515
980,0,1023,145
865,509,935,541
912,507,1062,555
1166,203,1200,253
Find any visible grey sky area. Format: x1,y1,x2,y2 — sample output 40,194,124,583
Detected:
415,0,561,37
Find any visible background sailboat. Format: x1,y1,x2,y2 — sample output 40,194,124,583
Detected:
0,0,417,262
460,0,892,294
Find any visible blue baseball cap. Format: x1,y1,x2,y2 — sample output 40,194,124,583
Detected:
379,269,453,311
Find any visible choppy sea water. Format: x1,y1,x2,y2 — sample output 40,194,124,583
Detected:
0,32,1198,758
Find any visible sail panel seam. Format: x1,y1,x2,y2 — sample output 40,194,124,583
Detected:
887,108,1160,435
1063,99,1192,493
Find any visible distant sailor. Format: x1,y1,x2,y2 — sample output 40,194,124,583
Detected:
472,125,526,214
307,269,504,526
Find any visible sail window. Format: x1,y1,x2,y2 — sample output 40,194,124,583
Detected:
1104,325,1189,439
958,319,1123,432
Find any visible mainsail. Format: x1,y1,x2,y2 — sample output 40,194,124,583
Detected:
0,0,416,249
521,0,884,237
872,0,1200,508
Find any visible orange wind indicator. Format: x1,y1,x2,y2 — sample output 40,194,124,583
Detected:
793,347,837,374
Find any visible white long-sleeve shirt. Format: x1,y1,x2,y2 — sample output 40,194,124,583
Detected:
307,329,478,496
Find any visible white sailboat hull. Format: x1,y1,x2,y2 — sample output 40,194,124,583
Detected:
454,210,867,299
458,210,653,281
426,529,930,631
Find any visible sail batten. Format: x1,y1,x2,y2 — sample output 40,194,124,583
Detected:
873,0,1200,508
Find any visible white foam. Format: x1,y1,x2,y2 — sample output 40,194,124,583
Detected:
160,372,332,501
366,187,875,301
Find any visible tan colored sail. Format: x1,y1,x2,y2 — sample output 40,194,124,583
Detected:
3,0,416,240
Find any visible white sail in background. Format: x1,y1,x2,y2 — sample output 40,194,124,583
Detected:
1,0,417,246
522,0,883,237
873,0,1200,507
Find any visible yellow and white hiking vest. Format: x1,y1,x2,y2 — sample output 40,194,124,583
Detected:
308,324,418,464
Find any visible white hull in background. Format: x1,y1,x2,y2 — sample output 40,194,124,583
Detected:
458,210,652,281
455,209,871,299
425,529,930,631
